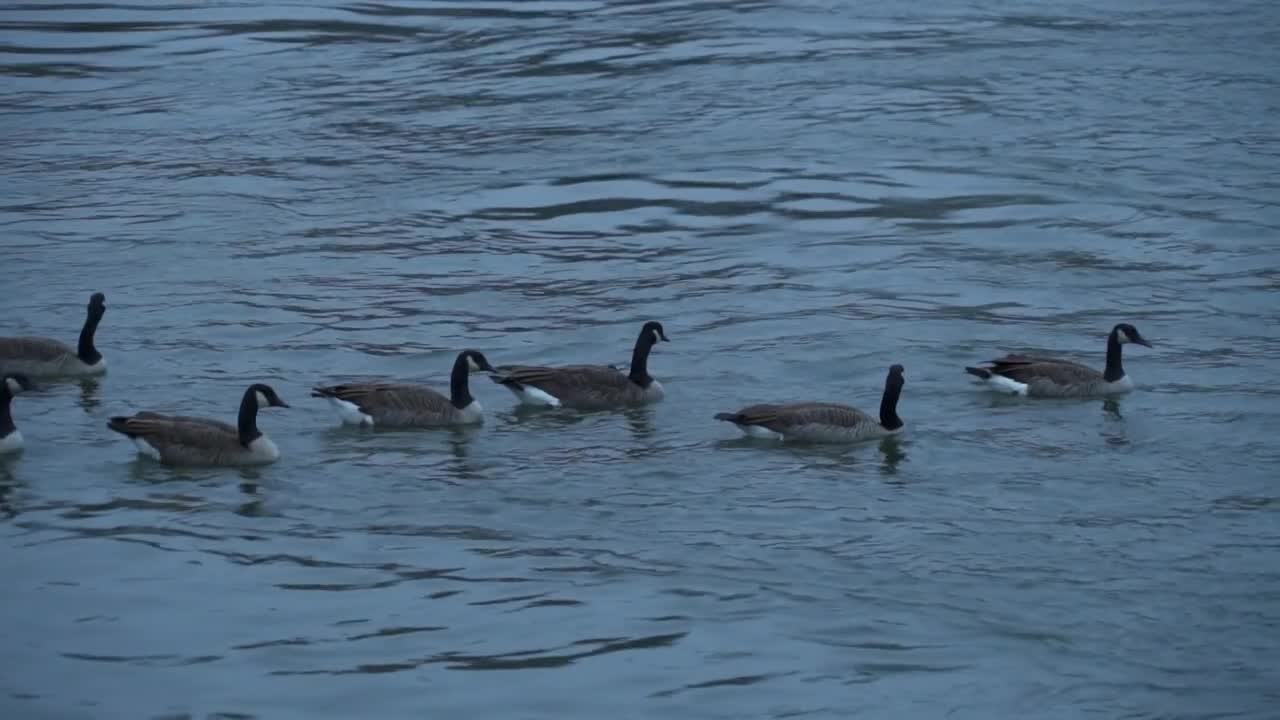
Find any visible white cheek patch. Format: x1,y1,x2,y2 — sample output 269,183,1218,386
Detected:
467,356,482,372
5,378,21,394
255,390,270,407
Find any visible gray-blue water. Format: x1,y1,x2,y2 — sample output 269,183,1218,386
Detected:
3,1,1279,718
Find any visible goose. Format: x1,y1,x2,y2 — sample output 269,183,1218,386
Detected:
311,349,496,427
106,383,290,466
490,321,669,410
964,323,1153,397
1,374,34,454
715,364,906,443
0,292,108,378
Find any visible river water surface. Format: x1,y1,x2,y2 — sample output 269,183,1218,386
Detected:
2,1,1279,718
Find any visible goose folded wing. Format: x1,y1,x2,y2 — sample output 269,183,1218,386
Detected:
114,415,239,446
988,356,1100,383
499,364,628,389
0,337,72,360
734,402,874,431
325,383,451,413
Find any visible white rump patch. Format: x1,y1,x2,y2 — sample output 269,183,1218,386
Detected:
515,386,561,407
131,437,162,461
5,378,21,394
327,397,374,426
983,374,1029,396
0,430,24,453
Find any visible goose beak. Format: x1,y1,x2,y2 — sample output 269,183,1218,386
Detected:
1136,338,1153,348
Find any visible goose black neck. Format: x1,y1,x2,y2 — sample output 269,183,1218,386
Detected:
0,391,14,437
450,354,474,409
1103,329,1125,382
237,388,262,447
78,308,103,365
628,329,656,387
879,377,904,430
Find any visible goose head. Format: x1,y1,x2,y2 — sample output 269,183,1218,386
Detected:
642,321,669,345
461,349,497,373
249,383,291,409
1112,323,1152,347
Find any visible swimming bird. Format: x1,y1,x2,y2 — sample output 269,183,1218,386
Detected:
964,323,1153,397
490,321,669,410
311,349,496,428
715,364,906,443
106,383,290,466
1,374,34,454
0,292,108,378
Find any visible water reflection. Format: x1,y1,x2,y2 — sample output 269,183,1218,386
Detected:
77,378,102,414
0,468,21,518
1102,398,1123,419
444,427,484,483
877,436,907,476
622,407,656,440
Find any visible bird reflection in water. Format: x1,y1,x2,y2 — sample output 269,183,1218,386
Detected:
77,378,102,413
878,436,906,477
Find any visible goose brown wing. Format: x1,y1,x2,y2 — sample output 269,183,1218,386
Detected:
987,355,1102,384
315,382,451,414
729,402,875,432
0,336,73,361
109,414,240,448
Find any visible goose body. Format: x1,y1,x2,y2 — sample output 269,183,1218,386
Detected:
965,323,1152,398
311,350,495,428
716,364,906,443
0,292,108,378
1,375,33,454
491,321,669,410
106,383,290,466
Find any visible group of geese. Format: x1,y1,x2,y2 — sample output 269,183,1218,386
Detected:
2,292,1155,467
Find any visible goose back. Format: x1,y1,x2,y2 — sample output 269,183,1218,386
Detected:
311,382,480,427
493,364,663,410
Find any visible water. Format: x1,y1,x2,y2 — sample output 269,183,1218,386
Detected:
2,0,1278,717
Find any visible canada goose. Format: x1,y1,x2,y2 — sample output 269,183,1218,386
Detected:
106,383,290,466
491,321,669,410
965,323,1153,397
1,374,34,454
715,364,906,443
0,292,108,378
311,349,496,427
